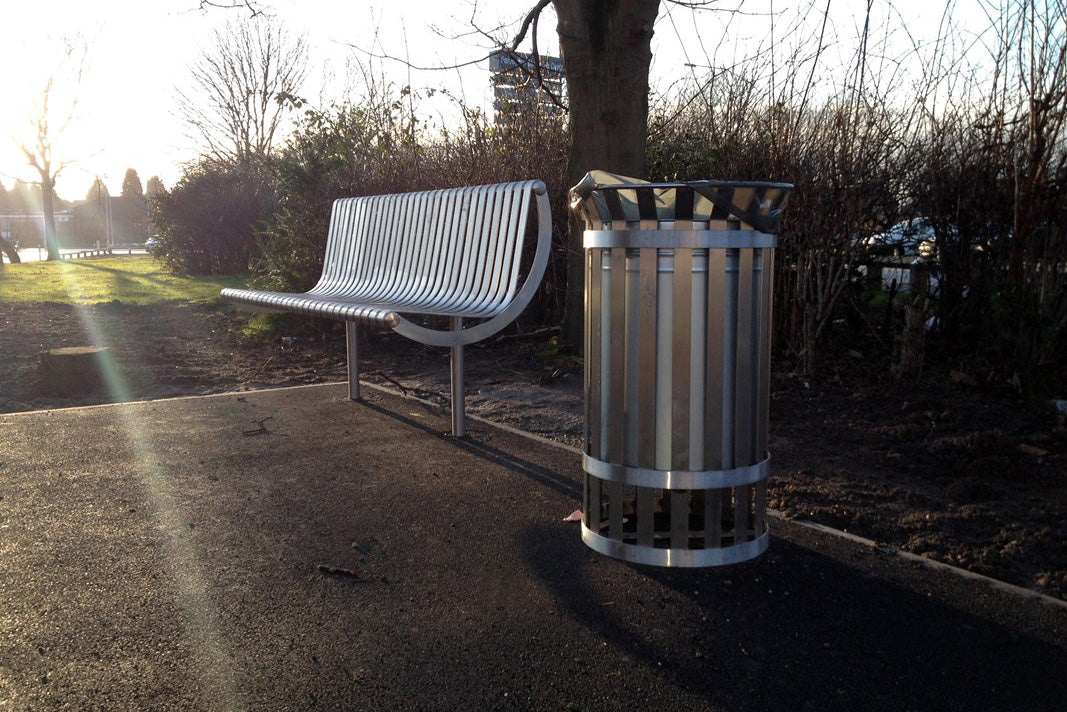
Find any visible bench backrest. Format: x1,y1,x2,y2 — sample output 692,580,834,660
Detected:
311,181,544,319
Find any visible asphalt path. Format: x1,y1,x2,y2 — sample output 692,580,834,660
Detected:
1,384,1064,711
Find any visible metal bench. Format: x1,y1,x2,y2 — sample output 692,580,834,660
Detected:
221,180,552,436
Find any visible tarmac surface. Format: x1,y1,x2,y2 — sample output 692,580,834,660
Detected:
1,383,1065,712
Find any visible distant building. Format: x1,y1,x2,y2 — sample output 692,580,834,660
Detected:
0,198,148,250
70,195,149,248
0,212,73,248
489,50,565,120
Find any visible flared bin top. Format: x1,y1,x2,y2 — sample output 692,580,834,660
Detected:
569,170,792,235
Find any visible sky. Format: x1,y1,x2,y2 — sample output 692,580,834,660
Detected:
0,0,996,202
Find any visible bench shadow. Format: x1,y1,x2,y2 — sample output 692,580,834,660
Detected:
515,522,1067,712
72,260,174,289
355,395,582,500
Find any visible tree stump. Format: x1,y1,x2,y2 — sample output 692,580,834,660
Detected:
38,347,111,396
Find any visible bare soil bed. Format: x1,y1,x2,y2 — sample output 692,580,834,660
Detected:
1,300,1064,600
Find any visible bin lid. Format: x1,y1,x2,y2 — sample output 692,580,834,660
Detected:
568,170,792,234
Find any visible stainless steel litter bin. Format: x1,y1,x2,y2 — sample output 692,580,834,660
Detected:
570,172,792,567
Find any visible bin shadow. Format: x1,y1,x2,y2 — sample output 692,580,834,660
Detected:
354,394,1065,710
516,522,1067,712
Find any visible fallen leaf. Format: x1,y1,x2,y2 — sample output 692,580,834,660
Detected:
563,509,583,522
949,370,978,387
1018,443,1049,457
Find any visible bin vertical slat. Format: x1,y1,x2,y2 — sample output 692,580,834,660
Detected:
754,480,767,543
747,247,763,464
637,247,658,547
671,246,694,549
734,248,754,543
672,248,693,470
671,491,689,549
703,247,724,551
754,247,771,540
624,251,640,468
706,488,723,548
655,251,673,472
609,248,627,464
705,248,727,472
637,485,655,547
722,249,739,472
757,248,774,457
608,247,627,539
586,248,603,533
689,251,708,472
588,471,601,533
638,249,658,468
588,249,603,459
736,248,755,462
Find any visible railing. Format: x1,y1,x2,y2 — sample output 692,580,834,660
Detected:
60,249,115,260
4,245,148,263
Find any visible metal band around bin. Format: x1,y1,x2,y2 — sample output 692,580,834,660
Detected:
584,229,776,250
581,522,770,567
582,452,770,489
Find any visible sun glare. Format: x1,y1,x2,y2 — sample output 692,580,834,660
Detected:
47,258,243,706
0,1,214,199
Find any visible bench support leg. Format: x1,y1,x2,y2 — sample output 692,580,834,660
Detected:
450,317,465,437
346,321,360,400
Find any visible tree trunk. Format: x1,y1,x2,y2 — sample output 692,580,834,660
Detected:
895,263,930,380
0,236,20,264
553,0,659,351
41,176,61,261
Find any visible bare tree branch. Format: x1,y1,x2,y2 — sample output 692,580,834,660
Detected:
340,1,565,112
178,18,308,165
197,0,266,16
511,0,553,49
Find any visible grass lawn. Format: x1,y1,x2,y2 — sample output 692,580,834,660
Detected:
0,257,247,305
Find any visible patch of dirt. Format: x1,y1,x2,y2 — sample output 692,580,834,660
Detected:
1,301,1064,600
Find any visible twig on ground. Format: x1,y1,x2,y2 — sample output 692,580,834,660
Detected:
242,416,273,436
315,563,367,581
371,371,411,395
493,325,560,342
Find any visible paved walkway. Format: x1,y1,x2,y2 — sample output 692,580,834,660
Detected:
1,384,1064,711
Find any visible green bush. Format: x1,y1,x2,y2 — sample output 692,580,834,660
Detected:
150,159,276,275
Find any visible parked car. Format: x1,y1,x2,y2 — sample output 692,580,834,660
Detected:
861,218,940,260
145,236,159,253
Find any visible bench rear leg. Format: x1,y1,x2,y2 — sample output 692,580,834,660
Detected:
346,321,360,400
450,317,465,437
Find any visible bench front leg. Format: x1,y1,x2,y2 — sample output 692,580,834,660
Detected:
450,317,465,437
346,321,360,400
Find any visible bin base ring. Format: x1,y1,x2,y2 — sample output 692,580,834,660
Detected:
580,521,770,568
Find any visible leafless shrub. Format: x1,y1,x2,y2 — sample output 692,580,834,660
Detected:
648,0,1065,391
178,17,309,167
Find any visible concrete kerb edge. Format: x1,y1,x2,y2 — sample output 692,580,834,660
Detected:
5,379,1065,610
789,519,1067,610
0,381,343,418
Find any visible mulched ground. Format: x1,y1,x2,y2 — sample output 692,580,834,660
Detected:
1,300,1064,600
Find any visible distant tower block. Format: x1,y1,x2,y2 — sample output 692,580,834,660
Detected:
489,50,565,121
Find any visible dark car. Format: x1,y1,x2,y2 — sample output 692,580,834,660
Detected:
862,218,939,260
